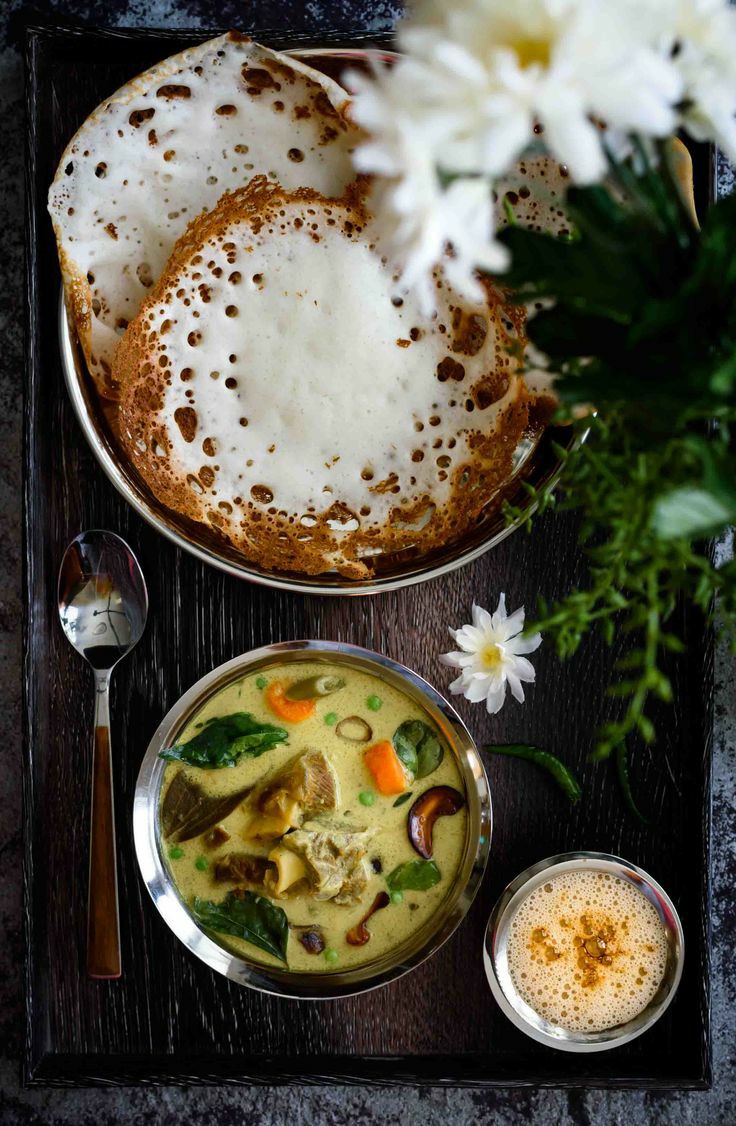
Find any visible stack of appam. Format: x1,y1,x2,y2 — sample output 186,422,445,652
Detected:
49,32,555,579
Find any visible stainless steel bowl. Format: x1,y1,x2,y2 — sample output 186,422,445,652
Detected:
58,46,574,597
483,852,684,1052
133,640,492,999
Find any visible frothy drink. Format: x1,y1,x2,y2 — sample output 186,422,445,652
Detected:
506,870,668,1033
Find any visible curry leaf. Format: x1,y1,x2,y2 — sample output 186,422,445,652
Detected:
192,891,289,962
386,859,441,893
392,720,445,780
160,712,288,769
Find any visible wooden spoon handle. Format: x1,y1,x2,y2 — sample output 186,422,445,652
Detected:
87,680,121,979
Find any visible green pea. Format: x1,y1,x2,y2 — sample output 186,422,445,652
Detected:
255,675,267,690
390,890,404,905
194,856,209,871
324,711,338,726
169,846,184,860
366,694,383,712
324,948,339,964
359,790,376,807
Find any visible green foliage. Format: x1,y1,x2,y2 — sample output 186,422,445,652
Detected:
496,139,736,770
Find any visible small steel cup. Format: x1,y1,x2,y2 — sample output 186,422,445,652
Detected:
483,851,684,1052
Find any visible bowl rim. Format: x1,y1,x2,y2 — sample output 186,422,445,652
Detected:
134,639,492,999
482,851,685,1052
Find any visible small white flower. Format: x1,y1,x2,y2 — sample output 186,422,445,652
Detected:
440,596,542,715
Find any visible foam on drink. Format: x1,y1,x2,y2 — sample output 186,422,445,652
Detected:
506,870,669,1033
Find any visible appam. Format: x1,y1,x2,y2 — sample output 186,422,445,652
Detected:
114,177,543,580
48,33,360,397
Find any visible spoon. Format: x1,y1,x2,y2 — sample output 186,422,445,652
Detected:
58,530,148,979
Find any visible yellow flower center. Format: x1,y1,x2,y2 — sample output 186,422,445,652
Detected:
481,643,504,671
509,36,551,69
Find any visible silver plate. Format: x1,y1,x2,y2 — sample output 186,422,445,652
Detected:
133,640,492,999
58,47,572,596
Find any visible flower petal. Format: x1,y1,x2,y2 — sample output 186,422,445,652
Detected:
485,681,508,715
511,656,537,683
465,677,495,703
506,671,526,704
507,632,543,655
447,672,468,696
499,606,526,641
490,593,507,629
471,602,494,633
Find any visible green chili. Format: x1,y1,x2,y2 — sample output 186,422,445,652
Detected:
615,743,648,823
484,744,582,803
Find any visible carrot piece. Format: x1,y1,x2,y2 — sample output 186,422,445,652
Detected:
364,740,407,796
265,681,316,724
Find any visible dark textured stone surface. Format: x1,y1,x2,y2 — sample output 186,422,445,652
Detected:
2,1,734,1121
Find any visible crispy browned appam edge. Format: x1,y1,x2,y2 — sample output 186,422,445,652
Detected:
114,176,534,579
49,31,356,401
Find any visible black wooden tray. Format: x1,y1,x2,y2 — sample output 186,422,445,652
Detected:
23,15,714,1088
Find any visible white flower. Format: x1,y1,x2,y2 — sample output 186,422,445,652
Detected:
399,0,680,183
348,63,508,311
348,0,684,305
349,0,736,309
664,0,736,162
440,596,542,715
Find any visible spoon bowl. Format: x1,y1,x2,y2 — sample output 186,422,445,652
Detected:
58,530,148,978
58,530,148,669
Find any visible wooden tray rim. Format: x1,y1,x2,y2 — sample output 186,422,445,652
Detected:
22,13,714,1090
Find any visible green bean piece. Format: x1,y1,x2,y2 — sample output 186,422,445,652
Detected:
286,675,345,700
484,744,582,803
615,744,648,823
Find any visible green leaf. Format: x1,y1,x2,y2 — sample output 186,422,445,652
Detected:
392,791,414,808
386,860,442,893
651,487,734,541
392,720,445,780
160,712,288,769
192,891,289,962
